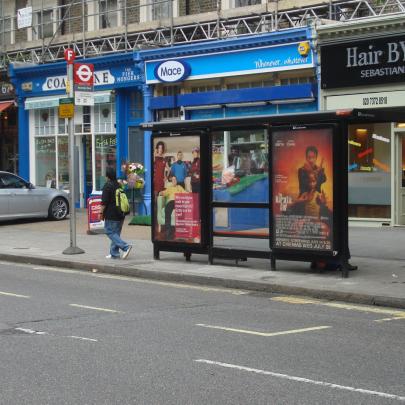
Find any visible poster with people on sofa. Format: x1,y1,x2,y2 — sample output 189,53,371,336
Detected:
153,136,201,244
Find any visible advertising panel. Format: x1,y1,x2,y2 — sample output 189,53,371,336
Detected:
271,127,334,252
153,135,201,244
87,196,104,233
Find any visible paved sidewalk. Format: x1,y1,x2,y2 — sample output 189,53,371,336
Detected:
0,212,404,308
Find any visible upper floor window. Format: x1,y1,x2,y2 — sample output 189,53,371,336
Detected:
33,9,55,40
99,0,118,28
0,15,13,45
152,0,170,20
235,0,261,5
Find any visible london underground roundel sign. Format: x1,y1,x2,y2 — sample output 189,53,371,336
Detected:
154,60,191,83
74,63,94,86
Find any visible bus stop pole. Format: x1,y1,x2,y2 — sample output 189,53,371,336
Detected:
63,57,85,255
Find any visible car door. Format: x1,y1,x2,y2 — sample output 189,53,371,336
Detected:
1,173,41,217
0,174,10,218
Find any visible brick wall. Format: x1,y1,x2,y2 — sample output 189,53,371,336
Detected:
127,0,140,24
179,0,216,16
60,1,86,34
14,0,27,43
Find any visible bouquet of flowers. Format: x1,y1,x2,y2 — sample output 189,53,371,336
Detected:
125,162,145,189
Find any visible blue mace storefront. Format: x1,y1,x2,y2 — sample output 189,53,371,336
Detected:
138,27,319,231
9,27,319,217
9,53,145,208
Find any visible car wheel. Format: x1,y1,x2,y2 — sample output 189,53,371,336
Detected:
48,197,69,220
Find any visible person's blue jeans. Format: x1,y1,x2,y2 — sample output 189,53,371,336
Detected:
104,219,129,258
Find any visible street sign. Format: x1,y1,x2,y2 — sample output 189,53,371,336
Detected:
75,91,94,106
59,97,74,118
74,63,94,87
64,49,75,64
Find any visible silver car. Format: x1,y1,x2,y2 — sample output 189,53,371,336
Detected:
0,171,69,221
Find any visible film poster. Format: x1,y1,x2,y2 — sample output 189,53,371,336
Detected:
272,127,334,252
153,135,201,244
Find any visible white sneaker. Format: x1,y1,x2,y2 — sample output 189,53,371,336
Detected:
106,255,119,259
122,245,132,260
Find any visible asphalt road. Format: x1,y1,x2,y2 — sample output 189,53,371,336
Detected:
0,260,404,405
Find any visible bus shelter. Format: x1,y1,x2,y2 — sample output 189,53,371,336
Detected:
142,108,405,278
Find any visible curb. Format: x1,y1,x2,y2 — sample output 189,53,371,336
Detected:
1,253,405,310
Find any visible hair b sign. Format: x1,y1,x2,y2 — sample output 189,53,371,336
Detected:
154,60,191,83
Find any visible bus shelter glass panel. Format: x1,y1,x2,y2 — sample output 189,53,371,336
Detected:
212,129,269,203
212,129,269,237
348,123,391,219
213,207,269,237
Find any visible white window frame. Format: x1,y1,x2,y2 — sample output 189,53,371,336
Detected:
28,7,59,41
30,108,69,190
140,0,178,23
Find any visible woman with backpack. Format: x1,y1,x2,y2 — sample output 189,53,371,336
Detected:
101,167,132,260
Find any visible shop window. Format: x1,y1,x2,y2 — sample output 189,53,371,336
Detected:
226,80,274,90
94,102,116,133
58,118,68,135
129,91,143,120
348,123,391,219
157,108,180,121
190,85,221,93
162,85,180,96
95,134,117,190
74,106,92,134
212,129,269,203
34,109,56,136
128,127,144,166
35,137,56,187
280,77,313,86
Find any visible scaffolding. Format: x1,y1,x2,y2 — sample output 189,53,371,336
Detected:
0,0,404,69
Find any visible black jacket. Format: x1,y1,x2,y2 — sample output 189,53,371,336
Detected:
101,180,123,221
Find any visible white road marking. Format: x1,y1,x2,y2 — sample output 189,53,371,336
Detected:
374,316,405,323
69,303,121,313
196,323,331,337
0,291,30,298
195,359,405,402
68,336,98,342
14,328,97,342
15,327,47,335
271,296,405,318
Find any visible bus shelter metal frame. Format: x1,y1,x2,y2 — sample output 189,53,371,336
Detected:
142,107,405,278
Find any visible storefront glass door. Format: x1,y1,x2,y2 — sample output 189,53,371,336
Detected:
395,132,405,225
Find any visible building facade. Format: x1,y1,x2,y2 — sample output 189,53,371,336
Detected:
318,15,405,226
2,0,405,216
10,53,144,207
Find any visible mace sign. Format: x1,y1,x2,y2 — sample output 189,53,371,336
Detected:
321,34,405,89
